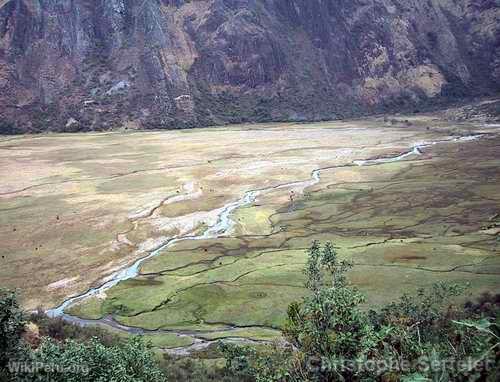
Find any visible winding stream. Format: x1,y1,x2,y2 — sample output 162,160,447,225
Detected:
45,134,483,353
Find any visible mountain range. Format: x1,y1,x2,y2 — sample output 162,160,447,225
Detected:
0,0,498,133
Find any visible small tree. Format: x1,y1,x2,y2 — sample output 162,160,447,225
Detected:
0,289,26,377
284,242,377,380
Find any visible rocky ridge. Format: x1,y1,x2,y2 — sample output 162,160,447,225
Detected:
0,0,499,133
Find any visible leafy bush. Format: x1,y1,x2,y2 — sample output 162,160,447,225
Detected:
12,336,165,382
218,342,293,382
0,289,28,380
0,291,166,381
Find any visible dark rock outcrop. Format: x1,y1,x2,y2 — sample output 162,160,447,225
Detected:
0,0,498,133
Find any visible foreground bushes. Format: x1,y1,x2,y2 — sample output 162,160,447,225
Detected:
12,337,165,382
0,289,26,379
0,289,165,382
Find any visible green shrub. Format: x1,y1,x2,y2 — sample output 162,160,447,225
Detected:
0,290,166,381
0,289,27,379
14,337,165,382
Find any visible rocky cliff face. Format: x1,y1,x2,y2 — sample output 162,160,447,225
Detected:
0,0,498,133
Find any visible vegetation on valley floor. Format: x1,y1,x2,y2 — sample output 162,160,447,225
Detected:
2,119,498,321
1,242,499,381
69,136,500,341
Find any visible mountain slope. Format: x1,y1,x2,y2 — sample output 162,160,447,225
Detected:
0,0,498,133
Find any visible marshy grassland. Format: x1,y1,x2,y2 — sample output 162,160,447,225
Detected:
1,113,499,350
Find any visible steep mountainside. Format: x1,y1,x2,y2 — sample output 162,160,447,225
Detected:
0,0,499,133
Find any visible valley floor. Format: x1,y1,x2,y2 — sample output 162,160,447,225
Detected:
1,109,499,351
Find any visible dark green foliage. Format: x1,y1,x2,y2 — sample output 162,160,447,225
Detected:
283,242,377,380
304,240,322,291
371,283,499,381
14,337,165,382
0,289,27,380
0,291,166,382
218,342,293,382
218,342,257,380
